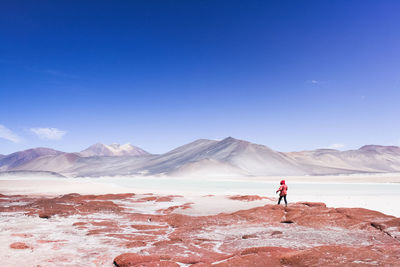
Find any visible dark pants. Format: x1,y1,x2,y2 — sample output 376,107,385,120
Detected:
278,195,287,206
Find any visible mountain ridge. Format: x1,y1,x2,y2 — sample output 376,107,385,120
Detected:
1,138,400,177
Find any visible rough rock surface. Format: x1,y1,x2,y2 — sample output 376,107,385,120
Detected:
9,242,30,249
0,193,399,266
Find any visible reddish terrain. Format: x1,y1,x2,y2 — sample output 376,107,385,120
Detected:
1,193,399,266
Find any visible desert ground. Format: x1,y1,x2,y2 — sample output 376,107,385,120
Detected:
1,174,400,266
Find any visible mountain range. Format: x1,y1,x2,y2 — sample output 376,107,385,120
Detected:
1,137,400,177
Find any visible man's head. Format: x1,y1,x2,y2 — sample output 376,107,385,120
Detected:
280,180,285,185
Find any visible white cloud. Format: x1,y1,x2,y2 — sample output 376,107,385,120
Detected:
327,143,345,149
30,127,67,140
306,79,324,85
0,124,22,143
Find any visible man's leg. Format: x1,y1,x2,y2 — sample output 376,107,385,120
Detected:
284,195,287,206
278,196,282,204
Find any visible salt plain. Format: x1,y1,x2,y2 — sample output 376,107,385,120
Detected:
1,174,400,217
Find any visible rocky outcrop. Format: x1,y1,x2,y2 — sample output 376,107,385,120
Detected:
1,193,399,266
9,242,30,249
229,195,267,201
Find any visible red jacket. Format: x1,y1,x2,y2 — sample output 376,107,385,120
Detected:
277,184,288,196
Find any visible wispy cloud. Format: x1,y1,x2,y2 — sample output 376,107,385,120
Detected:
306,79,324,85
327,143,345,149
25,66,78,79
310,80,319,84
30,127,67,140
0,124,22,143
40,69,78,79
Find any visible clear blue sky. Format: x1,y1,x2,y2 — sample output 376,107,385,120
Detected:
1,0,400,154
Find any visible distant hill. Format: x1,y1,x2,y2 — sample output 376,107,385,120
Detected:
0,170,66,178
80,143,150,157
286,145,400,174
12,153,82,174
143,137,306,176
0,148,63,171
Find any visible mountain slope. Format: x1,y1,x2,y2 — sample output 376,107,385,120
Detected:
285,145,400,174
2,139,400,177
13,153,82,174
126,137,307,176
0,148,63,171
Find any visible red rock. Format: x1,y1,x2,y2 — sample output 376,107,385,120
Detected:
92,254,112,266
153,239,182,247
213,252,280,267
107,234,159,243
2,193,400,267
113,253,160,267
231,204,285,225
370,217,400,240
214,247,295,267
91,193,135,200
72,222,87,227
133,261,180,267
155,196,174,202
299,202,326,208
37,239,67,244
271,230,283,236
72,222,87,226
90,220,118,227
87,227,120,235
146,241,230,265
145,230,169,235
76,200,122,213
38,212,51,219
283,204,362,229
157,205,182,214
52,242,66,250
131,224,168,230
242,234,257,239
10,242,30,249
229,195,264,201
124,241,147,248
190,263,210,267
139,197,158,202
11,233,33,238
336,207,394,223
165,213,195,228
158,202,193,214
181,202,193,209
280,245,400,266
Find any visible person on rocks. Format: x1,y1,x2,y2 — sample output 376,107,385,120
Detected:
276,180,288,206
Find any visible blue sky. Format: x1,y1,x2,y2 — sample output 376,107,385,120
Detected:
1,0,400,154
